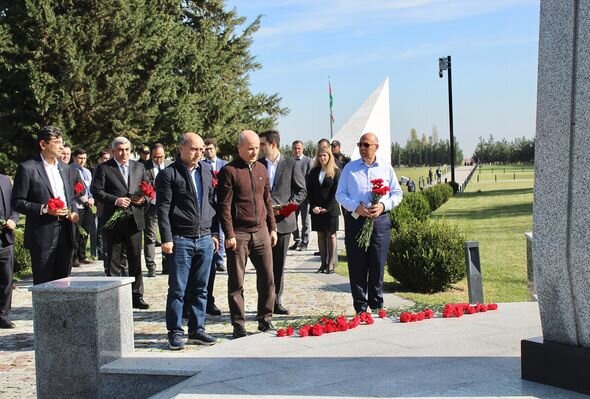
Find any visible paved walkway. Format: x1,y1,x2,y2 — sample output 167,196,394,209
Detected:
0,230,410,398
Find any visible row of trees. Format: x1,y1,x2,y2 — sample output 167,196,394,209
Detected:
472,136,534,164
391,128,464,167
0,0,288,175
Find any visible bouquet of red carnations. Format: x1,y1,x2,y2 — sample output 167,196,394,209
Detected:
47,197,88,238
356,178,390,251
273,203,299,217
103,181,154,231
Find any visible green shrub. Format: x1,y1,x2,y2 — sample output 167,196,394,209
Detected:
391,192,431,231
422,184,453,211
387,218,465,293
13,229,32,280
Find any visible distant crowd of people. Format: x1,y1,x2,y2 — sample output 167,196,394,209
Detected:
0,127,403,351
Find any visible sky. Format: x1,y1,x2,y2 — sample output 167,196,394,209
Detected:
225,0,540,157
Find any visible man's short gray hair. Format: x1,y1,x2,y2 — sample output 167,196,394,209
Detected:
110,136,131,149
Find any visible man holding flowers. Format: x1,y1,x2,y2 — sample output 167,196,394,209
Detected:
12,126,79,285
92,136,150,309
335,132,403,313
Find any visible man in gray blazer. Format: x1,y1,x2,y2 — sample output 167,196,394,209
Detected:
259,130,306,315
289,140,312,251
143,143,171,277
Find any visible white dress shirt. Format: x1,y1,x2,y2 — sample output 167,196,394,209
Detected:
41,155,66,202
265,154,280,189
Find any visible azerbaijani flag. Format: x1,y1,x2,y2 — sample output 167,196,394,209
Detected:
329,80,334,124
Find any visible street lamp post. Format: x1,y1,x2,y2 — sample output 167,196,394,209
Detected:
439,55,455,183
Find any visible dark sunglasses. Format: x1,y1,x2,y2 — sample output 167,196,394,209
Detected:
356,142,375,148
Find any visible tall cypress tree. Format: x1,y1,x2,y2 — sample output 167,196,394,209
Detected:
0,0,287,172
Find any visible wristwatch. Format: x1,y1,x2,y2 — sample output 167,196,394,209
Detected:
41,205,48,215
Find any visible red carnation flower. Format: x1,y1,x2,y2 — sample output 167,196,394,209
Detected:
47,197,66,213
400,312,411,323
425,309,434,319
299,325,310,337
277,328,286,337
467,306,476,314
286,326,294,336
311,323,324,336
74,181,85,195
378,309,387,318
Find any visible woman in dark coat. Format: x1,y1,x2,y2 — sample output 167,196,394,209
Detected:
307,148,340,273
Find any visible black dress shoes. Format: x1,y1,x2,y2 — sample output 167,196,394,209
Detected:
298,244,308,251
313,251,320,256
316,264,327,273
0,317,15,329
258,320,275,332
288,242,300,251
215,262,226,272
206,303,222,316
274,304,289,315
133,298,150,310
233,324,248,338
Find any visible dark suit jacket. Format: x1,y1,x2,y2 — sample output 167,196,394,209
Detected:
91,159,148,231
204,158,228,173
259,156,306,234
306,167,341,217
143,159,172,211
156,159,217,243
11,155,77,249
0,175,19,247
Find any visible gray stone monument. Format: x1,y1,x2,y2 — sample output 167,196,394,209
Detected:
29,277,135,399
522,0,590,394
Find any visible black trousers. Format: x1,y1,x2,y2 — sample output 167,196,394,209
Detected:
343,212,391,313
207,257,216,307
74,207,94,261
0,245,14,317
103,218,144,299
30,221,73,285
272,232,290,306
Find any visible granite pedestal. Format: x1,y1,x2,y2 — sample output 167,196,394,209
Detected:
525,0,590,393
29,277,135,399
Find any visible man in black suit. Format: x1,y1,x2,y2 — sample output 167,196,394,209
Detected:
0,174,19,328
92,136,150,309
143,143,171,277
12,126,79,285
259,130,306,315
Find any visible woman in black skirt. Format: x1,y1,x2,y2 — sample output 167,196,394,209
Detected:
307,148,340,273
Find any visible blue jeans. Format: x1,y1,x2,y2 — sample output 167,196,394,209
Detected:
166,235,214,334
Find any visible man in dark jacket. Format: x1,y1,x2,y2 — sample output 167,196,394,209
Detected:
156,133,219,350
0,174,19,328
217,130,277,338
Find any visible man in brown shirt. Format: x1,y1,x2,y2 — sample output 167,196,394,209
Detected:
217,130,278,338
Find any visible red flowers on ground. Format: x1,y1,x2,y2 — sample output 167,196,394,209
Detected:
276,312,377,338
399,308,434,323
378,309,388,318
442,303,498,318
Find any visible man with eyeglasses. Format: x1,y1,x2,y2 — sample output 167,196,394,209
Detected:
12,126,80,284
143,143,171,277
336,132,403,313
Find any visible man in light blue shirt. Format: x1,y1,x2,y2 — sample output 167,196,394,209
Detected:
336,132,403,313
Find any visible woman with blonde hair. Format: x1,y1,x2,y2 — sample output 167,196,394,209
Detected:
306,148,341,273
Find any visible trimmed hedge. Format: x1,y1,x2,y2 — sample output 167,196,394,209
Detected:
391,192,430,231
14,229,32,280
387,218,465,293
422,184,453,211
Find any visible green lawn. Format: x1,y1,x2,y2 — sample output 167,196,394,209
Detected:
336,172,534,306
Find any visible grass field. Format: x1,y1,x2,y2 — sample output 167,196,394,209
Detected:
336,164,534,306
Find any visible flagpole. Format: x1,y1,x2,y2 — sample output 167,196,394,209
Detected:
329,77,334,138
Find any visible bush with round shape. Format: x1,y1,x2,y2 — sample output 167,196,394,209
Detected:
388,218,465,293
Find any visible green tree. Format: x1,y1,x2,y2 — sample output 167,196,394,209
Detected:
0,0,288,171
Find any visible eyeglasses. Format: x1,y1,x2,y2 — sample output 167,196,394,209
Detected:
356,142,375,149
